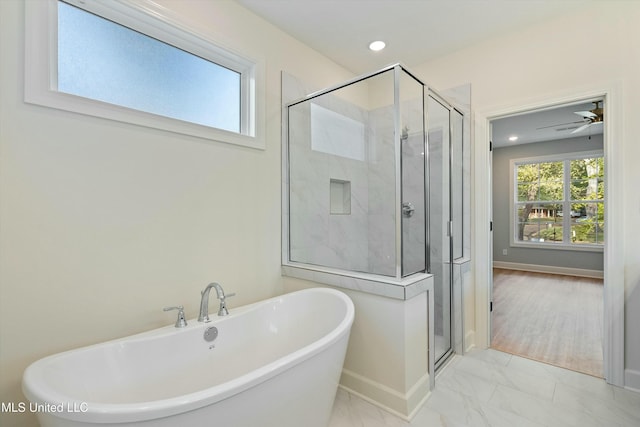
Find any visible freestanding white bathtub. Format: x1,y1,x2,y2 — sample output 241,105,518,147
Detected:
22,288,354,427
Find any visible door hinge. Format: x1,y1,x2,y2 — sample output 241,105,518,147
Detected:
490,301,493,312
490,221,493,231
490,141,493,152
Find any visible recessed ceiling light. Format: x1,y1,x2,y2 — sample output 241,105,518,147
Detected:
508,135,519,142
369,41,386,51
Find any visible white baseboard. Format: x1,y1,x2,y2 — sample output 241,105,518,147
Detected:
464,330,476,353
493,261,604,279
339,369,430,420
624,369,640,392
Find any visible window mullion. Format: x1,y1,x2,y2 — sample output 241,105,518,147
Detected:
563,160,570,244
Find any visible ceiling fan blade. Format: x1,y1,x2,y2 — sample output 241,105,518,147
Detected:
536,120,585,130
571,123,591,134
574,110,598,119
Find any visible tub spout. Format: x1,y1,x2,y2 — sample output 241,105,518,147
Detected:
198,283,235,322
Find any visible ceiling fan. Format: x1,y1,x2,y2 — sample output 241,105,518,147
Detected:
571,101,604,134
537,101,604,134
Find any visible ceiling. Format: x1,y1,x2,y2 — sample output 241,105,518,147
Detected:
491,101,604,148
235,0,602,146
236,0,593,75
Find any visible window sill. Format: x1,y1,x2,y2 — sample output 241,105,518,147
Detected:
510,241,604,253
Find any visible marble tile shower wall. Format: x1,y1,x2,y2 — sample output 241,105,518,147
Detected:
289,92,427,277
367,98,427,277
366,105,396,276
289,97,371,273
401,99,428,276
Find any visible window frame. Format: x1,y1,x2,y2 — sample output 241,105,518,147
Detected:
25,0,265,149
509,150,604,252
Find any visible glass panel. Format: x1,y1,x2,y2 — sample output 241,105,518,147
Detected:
428,95,451,365
287,70,397,276
58,1,241,132
570,179,591,200
517,183,535,202
451,110,464,260
538,181,563,201
569,157,604,245
400,70,426,276
570,157,604,201
516,203,563,243
571,202,604,244
516,161,563,201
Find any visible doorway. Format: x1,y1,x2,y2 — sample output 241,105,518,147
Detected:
488,100,605,377
473,87,625,386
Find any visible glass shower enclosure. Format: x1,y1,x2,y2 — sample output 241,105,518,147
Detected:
283,64,463,368
286,65,426,278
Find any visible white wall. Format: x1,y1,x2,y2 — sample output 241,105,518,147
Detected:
0,1,355,426
411,1,640,387
283,277,431,419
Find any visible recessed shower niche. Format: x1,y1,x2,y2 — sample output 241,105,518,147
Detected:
281,64,468,418
329,179,351,215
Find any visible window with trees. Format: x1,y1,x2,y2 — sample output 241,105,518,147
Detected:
512,152,604,249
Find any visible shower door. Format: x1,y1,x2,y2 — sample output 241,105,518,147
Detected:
428,95,452,368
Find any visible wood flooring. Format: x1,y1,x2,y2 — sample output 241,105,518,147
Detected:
491,268,604,377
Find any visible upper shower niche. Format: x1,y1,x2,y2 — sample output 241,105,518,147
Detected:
282,64,464,299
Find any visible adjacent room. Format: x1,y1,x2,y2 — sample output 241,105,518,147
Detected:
491,102,605,377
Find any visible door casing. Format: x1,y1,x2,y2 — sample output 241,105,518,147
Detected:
472,84,624,387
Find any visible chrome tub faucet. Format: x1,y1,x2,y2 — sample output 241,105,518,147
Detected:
198,282,235,322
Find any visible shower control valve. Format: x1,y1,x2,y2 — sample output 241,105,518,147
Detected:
402,202,415,218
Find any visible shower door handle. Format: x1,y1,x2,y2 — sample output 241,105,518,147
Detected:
402,202,415,218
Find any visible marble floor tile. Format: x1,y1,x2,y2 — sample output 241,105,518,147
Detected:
506,352,610,394
464,347,513,367
424,381,489,426
328,389,409,427
452,352,557,400
489,383,608,427
553,382,640,426
434,366,497,403
612,386,640,419
328,348,640,427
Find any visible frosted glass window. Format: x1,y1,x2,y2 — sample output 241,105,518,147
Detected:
57,1,241,132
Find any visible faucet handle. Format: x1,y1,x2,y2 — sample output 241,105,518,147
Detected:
163,305,188,328
217,293,235,316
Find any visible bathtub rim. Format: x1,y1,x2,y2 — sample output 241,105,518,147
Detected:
22,287,354,423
